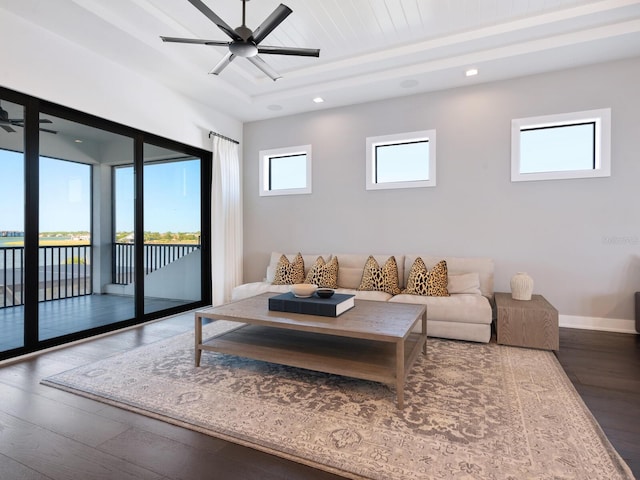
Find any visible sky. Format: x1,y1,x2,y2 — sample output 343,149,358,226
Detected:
376,141,429,183
0,150,200,233
520,123,594,173
116,159,201,232
0,150,24,231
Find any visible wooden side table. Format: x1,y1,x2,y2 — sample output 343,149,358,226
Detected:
495,292,559,350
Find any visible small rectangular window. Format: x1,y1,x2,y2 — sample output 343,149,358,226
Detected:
366,130,436,190
512,109,610,182
259,145,312,196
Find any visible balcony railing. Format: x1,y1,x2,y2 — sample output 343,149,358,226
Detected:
113,242,200,285
0,242,200,308
41,245,92,301
1,246,24,308
0,244,92,308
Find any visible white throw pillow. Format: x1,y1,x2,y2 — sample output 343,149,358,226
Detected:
447,273,482,295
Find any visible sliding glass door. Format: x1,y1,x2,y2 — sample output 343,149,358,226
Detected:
38,156,91,341
143,143,202,314
0,99,26,354
37,113,136,341
0,85,211,362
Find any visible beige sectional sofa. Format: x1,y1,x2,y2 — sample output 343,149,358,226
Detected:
232,252,495,343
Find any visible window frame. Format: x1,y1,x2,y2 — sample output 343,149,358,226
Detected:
511,108,611,182
259,144,312,196
365,130,436,190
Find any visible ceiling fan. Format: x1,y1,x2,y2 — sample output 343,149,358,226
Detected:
0,102,57,135
161,0,320,81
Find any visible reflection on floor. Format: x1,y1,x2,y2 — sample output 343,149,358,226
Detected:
0,294,191,352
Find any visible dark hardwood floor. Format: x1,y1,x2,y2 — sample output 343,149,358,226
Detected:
556,328,640,478
0,316,637,479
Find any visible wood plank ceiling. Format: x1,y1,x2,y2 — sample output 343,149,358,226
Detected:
2,0,640,121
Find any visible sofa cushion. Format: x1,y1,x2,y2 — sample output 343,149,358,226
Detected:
357,255,402,295
335,288,393,301
389,293,492,325
231,281,272,301
403,257,449,297
304,256,339,288
448,273,482,295
272,253,305,285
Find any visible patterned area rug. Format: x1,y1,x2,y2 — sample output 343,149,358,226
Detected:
42,321,634,480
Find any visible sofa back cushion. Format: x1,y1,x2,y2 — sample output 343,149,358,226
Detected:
336,254,405,290
447,272,482,295
404,255,494,297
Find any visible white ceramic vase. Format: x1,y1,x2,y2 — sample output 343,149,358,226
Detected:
510,272,534,300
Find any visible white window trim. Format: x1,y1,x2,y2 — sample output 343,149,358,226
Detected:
365,130,436,190
511,108,611,182
259,144,312,196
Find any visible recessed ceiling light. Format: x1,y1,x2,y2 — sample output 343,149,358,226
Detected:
267,104,283,111
400,79,418,88
313,97,324,103
74,139,83,143
465,68,479,77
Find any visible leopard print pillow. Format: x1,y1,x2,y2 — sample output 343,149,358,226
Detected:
304,256,339,288
357,255,401,295
428,260,449,296
403,257,449,297
403,257,430,296
272,253,305,285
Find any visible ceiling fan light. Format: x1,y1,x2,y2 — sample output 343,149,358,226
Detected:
229,41,258,58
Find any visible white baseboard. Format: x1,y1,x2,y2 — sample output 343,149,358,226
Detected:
559,314,637,334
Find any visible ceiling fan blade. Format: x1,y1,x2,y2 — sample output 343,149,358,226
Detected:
209,52,236,75
39,119,53,124
39,127,58,135
187,0,242,41
160,36,230,47
252,4,292,44
258,45,320,57
1,125,16,133
247,55,281,81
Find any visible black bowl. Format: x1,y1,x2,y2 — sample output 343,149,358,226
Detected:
316,288,335,298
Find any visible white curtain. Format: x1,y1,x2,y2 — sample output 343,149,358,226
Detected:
211,135,243,306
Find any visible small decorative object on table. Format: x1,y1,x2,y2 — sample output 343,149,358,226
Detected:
510,272,534,300
290,283,318,298
316,288,335,298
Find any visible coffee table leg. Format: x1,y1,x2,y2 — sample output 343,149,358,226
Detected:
422,310,427,355
194,314,202,367
396,340,405,409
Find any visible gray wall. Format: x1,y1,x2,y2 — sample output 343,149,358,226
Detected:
243,57,640,325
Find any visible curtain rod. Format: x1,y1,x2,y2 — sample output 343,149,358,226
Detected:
208,130,239,145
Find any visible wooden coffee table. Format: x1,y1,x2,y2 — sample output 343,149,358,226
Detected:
194,293,427,408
